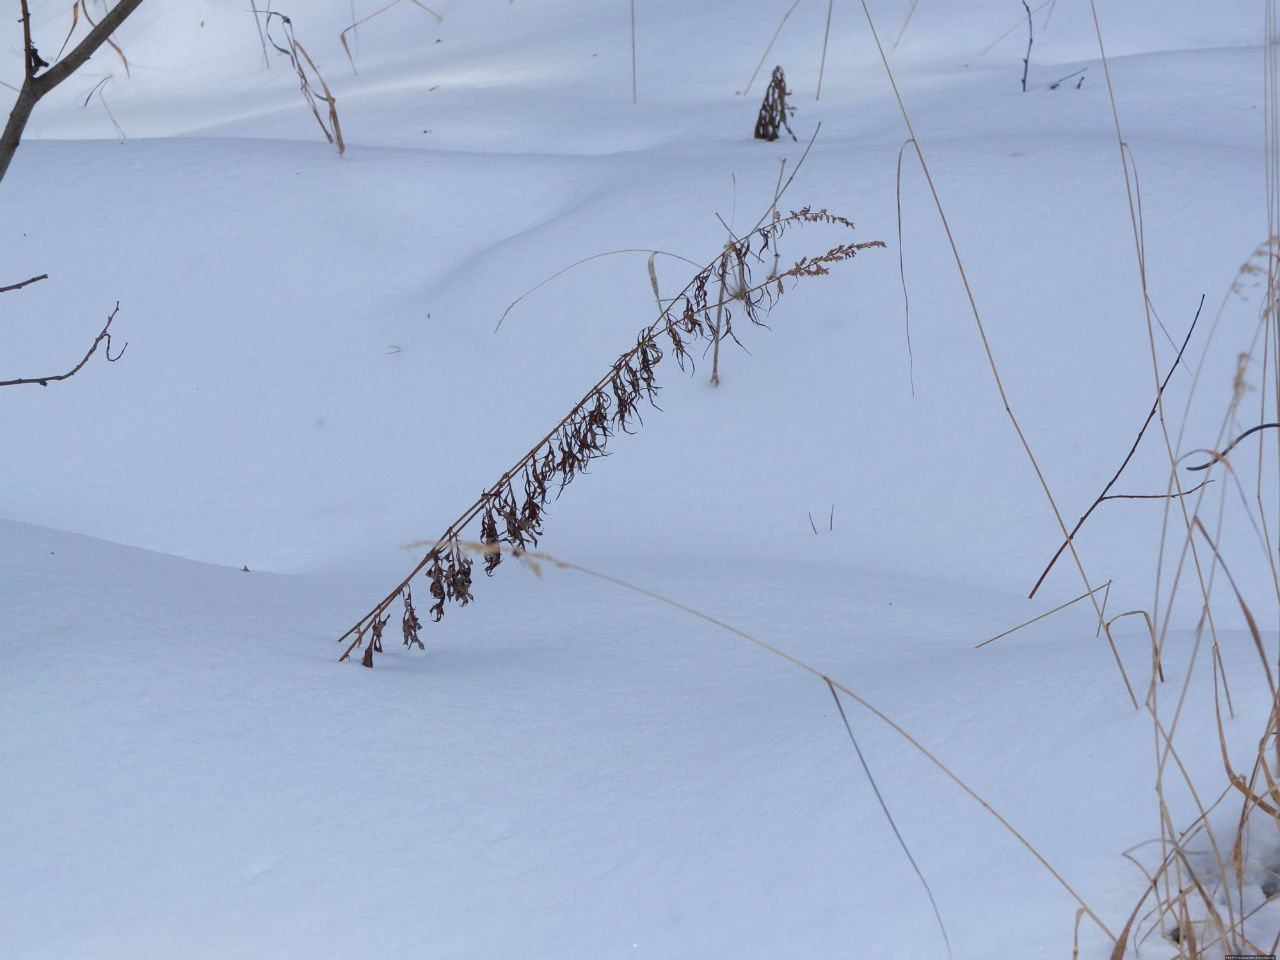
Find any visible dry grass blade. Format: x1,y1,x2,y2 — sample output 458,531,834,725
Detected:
977,580,1112,649
896,138,916,395
53,2,131,76
741,0,801,97
826,678,953,959
1105,609,1163,684
1191,518,1273,697
1108,895,1143,960
52,1,81,63
891,0,920,52
340,0,442,74
431,541,1114,944
266,12,344,155
816,0,834,100
979,0,1055,57
76,0,129,76
82,74,124,139
337,208,884,664
495,249,700,333
857,0,1117,701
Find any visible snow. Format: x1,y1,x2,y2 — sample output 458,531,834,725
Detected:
1,1,1277,957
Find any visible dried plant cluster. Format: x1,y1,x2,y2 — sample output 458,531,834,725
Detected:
1106,228,1280,957
754,66,796,142
264,11,344,155
338,208,884,665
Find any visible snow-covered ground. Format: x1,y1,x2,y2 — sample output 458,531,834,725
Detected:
2,2,1277,957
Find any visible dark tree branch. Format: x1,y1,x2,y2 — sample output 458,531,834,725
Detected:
1097,478,1213,503
1029,295,1203,598
28,0,143,95
1020,0,1032,92
0,301,125,387
0,272,47,293
1186,423,1280,472
1,0,145,183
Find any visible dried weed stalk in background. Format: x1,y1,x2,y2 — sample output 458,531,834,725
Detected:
754,66,796,142
265,12,344,155
338,208,884,664
340,0,442,75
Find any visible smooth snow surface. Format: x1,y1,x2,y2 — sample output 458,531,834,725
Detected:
2,2,1278,958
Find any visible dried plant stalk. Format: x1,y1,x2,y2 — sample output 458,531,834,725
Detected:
265,12,344,155
338,208,884,665
754,66,796,142
340,0,442,75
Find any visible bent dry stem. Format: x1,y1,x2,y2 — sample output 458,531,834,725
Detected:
337,208,884,663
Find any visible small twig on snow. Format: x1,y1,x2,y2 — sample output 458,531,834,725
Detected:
0,301,126,387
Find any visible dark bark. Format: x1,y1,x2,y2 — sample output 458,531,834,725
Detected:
0,0,145,184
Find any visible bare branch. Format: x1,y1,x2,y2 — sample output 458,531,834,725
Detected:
31,0,143,95
1029,295,1203,597
0,273,48,293
1185,423,1280,472
0,302,126,387
1,0,144,184
1097,479,1213,502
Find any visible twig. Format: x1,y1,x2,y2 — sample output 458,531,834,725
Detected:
1049,68,1087,90
749,124,821,233
0,273,48,293
1020,0,1033,92
0,302,125,387
1185,423,1280,472
1029,296,1204,598
1097,480,1213,503
1,0,145,184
